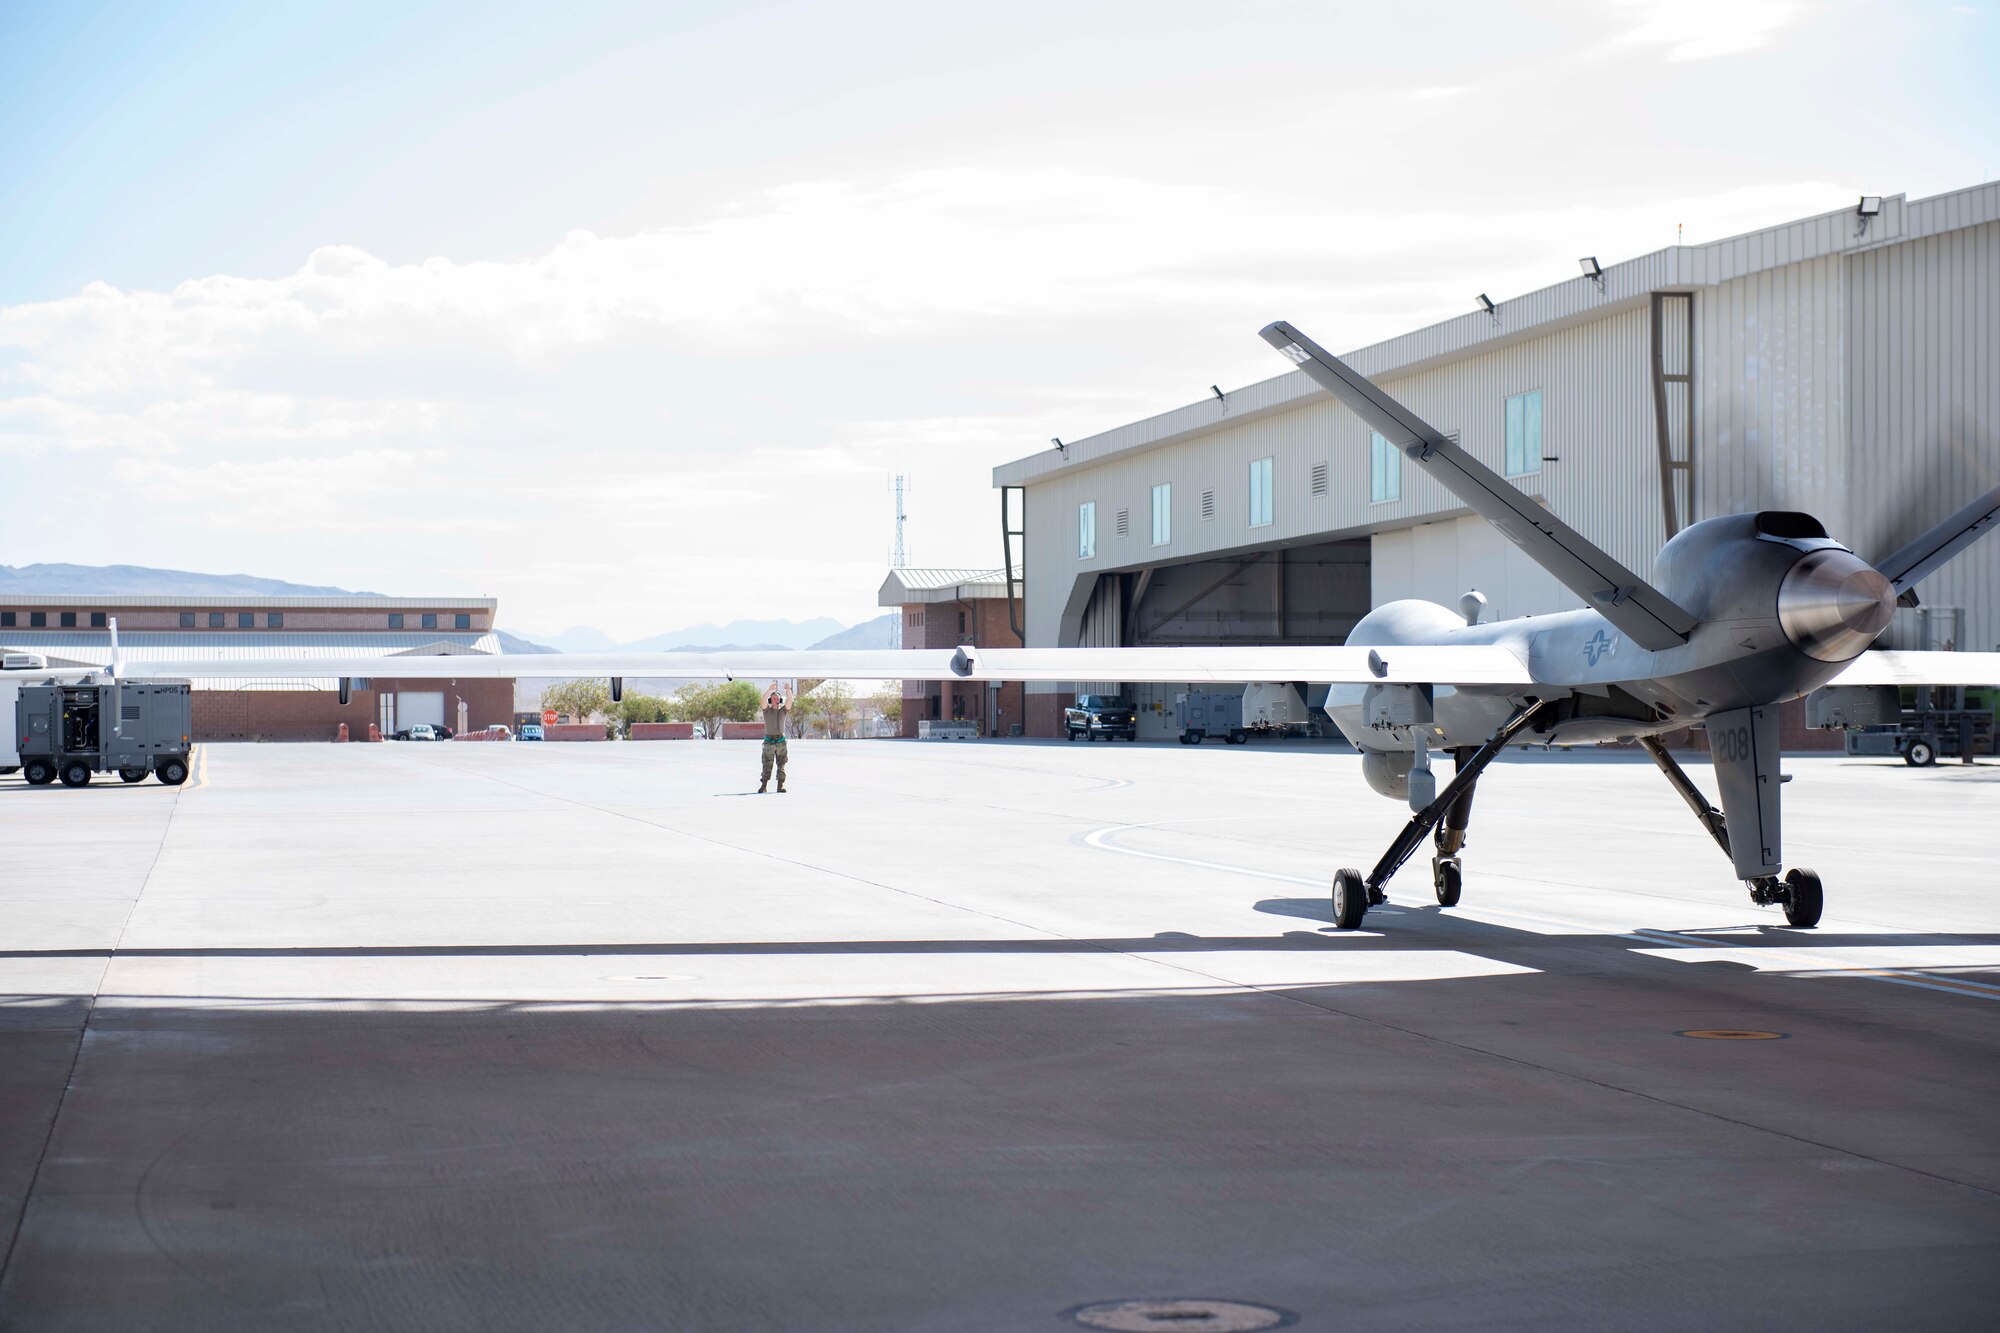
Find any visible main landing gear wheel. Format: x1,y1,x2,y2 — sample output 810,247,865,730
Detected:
1331,868,1369,930
1433,859,1463,908
1782,868,1823,928
119,768,149,784
24,760,55,786
59,761,92,788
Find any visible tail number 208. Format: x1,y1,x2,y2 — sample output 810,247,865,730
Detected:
1713,726,1754,764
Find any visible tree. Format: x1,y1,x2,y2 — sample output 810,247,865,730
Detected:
540,679,609,726
805,681,856,738
675,680,762,736
870,686,902,730
610,692,673,736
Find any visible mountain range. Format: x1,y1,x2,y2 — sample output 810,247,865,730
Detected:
0,563,897,653
524,616,898,653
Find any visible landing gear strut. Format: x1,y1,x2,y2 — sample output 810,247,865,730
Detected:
1638,738,1823,928
1327,701,1550,930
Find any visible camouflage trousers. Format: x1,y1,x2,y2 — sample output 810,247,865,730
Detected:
759,737,788,786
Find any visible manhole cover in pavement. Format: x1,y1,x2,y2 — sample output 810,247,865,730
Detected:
1067,1298,1294,1331
1677,1029,1787,1040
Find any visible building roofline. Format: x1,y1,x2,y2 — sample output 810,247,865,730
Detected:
0,595,498,610
993,178,2000,487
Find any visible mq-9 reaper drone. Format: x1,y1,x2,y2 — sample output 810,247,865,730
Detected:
1254,320,2000,932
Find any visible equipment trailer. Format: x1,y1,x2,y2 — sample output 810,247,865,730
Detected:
11,674,193,787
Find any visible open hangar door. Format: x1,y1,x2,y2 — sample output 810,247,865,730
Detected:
1075,538,1369,740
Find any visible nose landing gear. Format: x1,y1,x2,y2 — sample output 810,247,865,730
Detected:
1325,702,1550,930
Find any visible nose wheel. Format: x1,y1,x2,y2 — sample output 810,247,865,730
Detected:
1432,858,1463,907
1331,869,1369,930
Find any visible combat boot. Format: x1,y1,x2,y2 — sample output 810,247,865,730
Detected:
757,780,768,794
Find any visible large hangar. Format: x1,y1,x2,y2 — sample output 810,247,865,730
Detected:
994,181,2000,740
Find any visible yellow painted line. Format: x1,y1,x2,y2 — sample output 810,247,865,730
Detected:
1678,1029,1787,1041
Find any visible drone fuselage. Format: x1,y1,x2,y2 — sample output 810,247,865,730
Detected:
1328,511,1897,794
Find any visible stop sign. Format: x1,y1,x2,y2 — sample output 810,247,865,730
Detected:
542,709,558,726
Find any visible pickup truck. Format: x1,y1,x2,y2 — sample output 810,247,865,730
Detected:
393,724,439,742
1065,694,1138,742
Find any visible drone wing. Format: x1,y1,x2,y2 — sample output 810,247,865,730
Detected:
1825,651,2000,687
1870,483,2000,607
1260,321,1698,652
116,644,1535,687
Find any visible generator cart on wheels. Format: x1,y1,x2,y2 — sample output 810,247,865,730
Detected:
13,676,193,787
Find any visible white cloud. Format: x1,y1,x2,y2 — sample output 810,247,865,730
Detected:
0,167,1855,634
1608,0,1806,62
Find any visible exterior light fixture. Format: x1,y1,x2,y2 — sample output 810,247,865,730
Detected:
1579,256,1605,292
1475,293,1497,318
1051,436,1068,458
1856,195,1883,237
1211,385,1225,402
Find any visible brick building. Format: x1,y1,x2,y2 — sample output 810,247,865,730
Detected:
0,595,514,741
878,569,1024,738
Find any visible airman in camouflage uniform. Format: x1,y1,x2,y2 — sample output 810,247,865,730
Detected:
758,685,790,793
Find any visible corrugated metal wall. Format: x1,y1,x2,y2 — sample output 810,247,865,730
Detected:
1021,303,1665,647
1018,194,2000,661
1844,218,2000,650
1694,255,1849,527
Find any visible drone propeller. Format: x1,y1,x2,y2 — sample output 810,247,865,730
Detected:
1867,411,2000,607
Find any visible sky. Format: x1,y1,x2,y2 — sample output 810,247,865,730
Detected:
2,0,1996,640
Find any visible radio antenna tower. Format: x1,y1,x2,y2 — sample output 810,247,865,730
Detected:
892,473,909,568
889,473,911,649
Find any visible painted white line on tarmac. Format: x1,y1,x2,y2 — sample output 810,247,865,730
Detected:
1081,821,1324,888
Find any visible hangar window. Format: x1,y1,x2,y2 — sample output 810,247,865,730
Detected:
1078,502,1096,559
1248,457,1273,527
90,612,106,628
0,612,13,627
422,613,438,630
61,612,77,627
1151,483,1171,546
268,613,284,629
1201,489,1215,521
30,612,46,628
238,613,254,629
1505,389,1543,477
208,612,224,629
388,613,404,629
455,613,471,630
1115,508,1130,539
1371,432,1400,503
179,612,195,628
1310,462,1329,497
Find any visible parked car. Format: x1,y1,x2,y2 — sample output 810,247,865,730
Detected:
518,724,544,742
435,724,455,740
392,724,438,742
692,723,706,739
1065,694,1138,742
